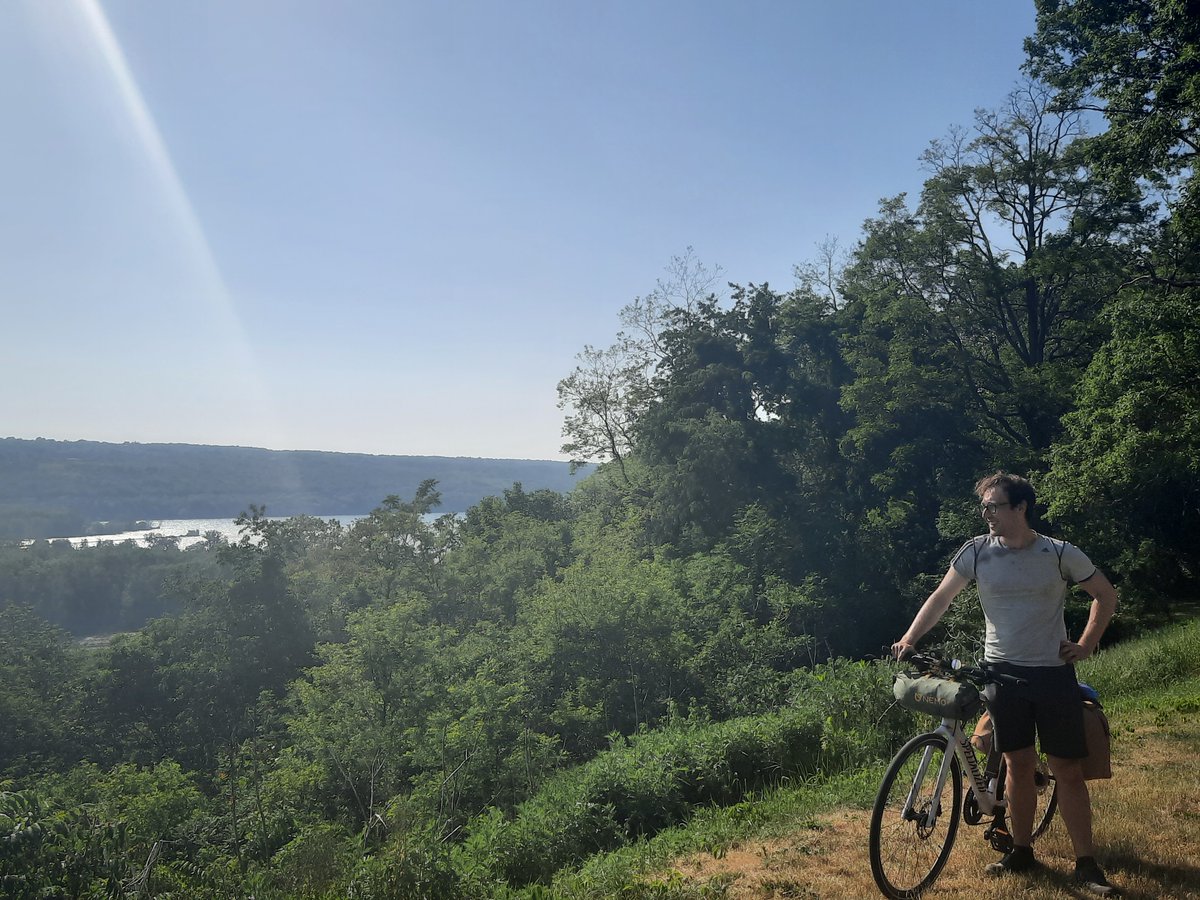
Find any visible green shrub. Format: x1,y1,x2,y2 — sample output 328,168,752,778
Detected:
789,658,919,760
460,777,624,887
344,826,465,900
459,706,824,889
269,822,357,897
0,787,132,899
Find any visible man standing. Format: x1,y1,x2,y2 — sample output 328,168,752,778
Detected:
892,472,1120,896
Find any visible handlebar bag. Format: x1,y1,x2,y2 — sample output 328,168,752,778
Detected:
894,672,982,720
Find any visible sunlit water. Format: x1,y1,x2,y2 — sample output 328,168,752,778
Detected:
42,516,365,550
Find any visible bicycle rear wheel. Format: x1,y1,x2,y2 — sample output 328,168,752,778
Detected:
869,732,962,899
996,753,1058,839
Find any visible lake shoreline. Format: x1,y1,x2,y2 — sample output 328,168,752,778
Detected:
25,515,367,549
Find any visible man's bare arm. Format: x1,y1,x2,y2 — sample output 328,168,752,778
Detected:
892,567,969,658
1060,569,1119,663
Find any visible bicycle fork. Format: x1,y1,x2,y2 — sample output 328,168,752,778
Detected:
902,723,1006,831
901,728,957,830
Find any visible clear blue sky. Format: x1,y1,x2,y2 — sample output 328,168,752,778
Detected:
2,1,1037,461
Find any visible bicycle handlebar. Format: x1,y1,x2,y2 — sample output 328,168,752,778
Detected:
887,648,1028,688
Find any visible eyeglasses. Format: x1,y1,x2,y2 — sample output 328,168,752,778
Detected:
979,502,1011,514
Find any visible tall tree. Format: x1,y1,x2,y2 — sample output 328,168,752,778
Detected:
633,284,851,563
557,249,724,479
1029,0,1200,606
834,83,1135,610
1027,0,1200,256
894,84,1124,452
88,515,314,773
443,484,575,625
1044,289,1200,610
341,482,456,607
515,532,700,755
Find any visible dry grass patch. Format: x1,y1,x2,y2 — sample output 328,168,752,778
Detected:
658,718,1200,899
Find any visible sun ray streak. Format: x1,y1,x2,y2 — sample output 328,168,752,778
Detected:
78,0,245,332
40,0,307,497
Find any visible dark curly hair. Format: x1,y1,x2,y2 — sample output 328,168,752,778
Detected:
974,471,1036,523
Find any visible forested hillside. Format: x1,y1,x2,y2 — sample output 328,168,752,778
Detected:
2,4,1198,897
0,438,585,535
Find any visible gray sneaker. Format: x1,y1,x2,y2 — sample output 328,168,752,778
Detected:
1074,859,1119,896
985,846,1036,876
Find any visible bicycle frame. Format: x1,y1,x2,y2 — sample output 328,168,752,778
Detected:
903,715,1002,826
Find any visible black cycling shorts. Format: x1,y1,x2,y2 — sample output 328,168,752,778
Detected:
982,662,1087,759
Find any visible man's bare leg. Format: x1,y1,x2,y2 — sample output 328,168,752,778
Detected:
1003,746,1038,846
985,746,1039,875
1047,755,1093,856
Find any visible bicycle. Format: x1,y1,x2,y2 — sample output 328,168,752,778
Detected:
868,651,1058,899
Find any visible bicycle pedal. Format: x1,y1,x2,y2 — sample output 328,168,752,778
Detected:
985,818,1014,853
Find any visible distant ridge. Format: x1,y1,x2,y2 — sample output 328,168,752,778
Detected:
0,437,588,522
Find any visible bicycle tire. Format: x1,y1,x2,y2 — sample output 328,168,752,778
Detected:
869,732,963,899
996,753,1058,839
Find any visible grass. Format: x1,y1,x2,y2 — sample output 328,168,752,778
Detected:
535,771,880,899
528,620,1200,899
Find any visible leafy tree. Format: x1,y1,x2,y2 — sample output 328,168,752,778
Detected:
635,284,851,562
515,528,701,755
443,484,576,625
844,84,1125,461
38,760,213,865
838,222,987,591
285,599,453,834
0,607,85,776
676,544,817,715
1044,289,1200,610
1028,0,1200,272
794,234,850,312
832,84,1137,620
557,248,724,479
405,646,558,830
285,598,549,841
87,516,314,774
342,482,457,605
1028,0,1200,611
557,342,652,482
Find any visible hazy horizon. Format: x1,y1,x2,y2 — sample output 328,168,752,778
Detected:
1,433,576,463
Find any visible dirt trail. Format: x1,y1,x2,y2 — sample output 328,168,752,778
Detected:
662,720,1200,899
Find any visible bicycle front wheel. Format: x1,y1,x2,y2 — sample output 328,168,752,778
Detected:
869,732,962,899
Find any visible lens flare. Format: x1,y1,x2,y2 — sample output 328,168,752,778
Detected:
21,0,305,495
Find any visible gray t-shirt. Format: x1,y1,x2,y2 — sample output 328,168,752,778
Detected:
951,534,1097,666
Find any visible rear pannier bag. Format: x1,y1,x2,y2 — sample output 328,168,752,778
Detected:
1081,699,1112,780
894,673,982,720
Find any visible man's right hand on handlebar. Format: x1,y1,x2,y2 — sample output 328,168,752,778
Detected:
891,639,917,660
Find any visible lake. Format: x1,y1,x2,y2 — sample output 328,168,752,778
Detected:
44,515,366,549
